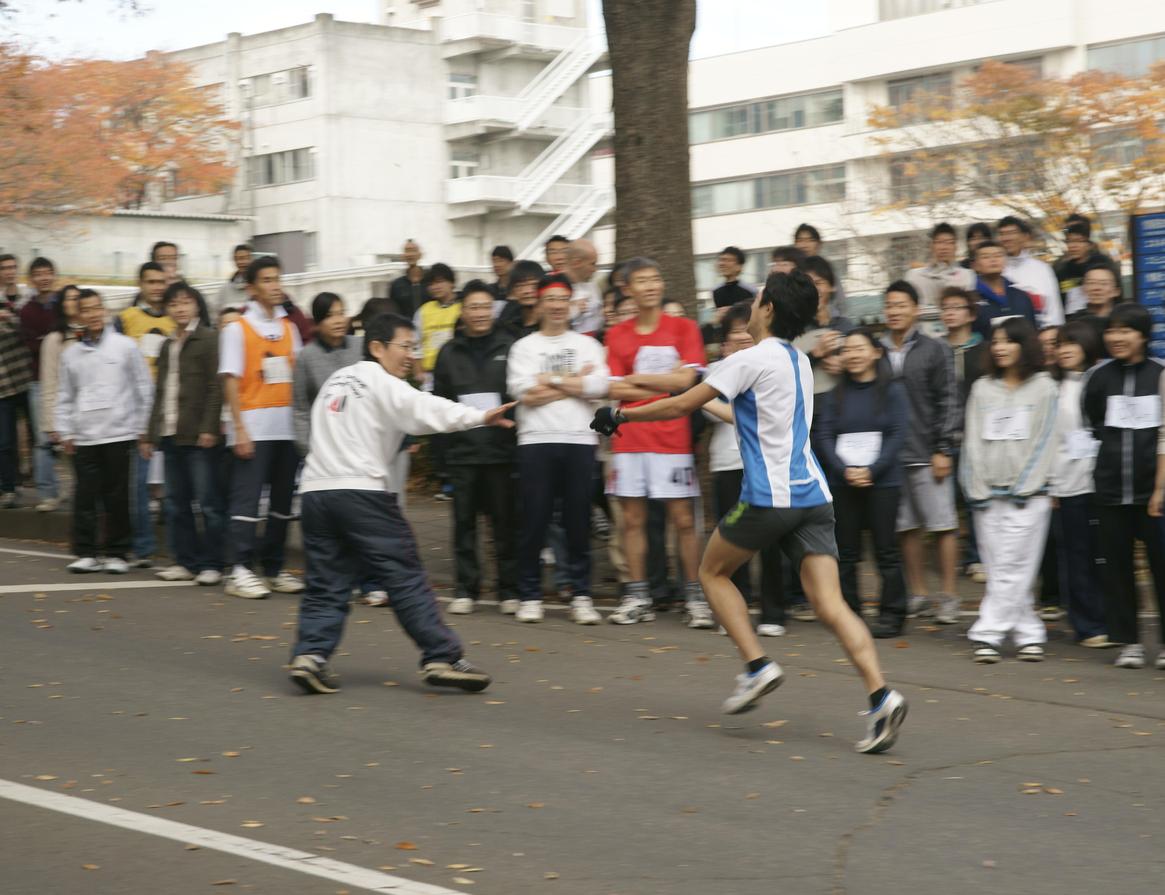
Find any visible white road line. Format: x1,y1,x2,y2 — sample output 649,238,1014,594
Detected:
0,580,195,595
0,779,467,895
0,545,71,559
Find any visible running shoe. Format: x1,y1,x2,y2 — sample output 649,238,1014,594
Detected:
266,571,305,593
685,600,716,629
195,569,223,586
516,600,544,623
129,556,153,569
104,557,129,575
972,642,1001,664
156,565,194,581
1156,651,1165,671
363,590,389,607
35,498,58,513
1079,635,1110,648
226,567,270,600
289,654,339,694
906,595,932,618
789,604,816,623
448,597,474,615
499,599,520,615
1016,643,1045,662
1114,644,1145,669
934,595,961,625
1039,606,1063,622
965,562,986,583
721,661,784,714
67,556,103,573
422,659,491,692
608,596,655,625
570,596,602,625
855,689,908,754
756,623,786,637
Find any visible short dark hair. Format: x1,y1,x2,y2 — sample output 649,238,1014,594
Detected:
150,240,178,260
770,245,807,269
1059,319,1103,370
1106,301,1151,340
720,301,752,341
794,223,821,243
28,256,55,275
460,279,495,303
1065,213,1091,238
973,239,1006,259
77,288,103,306
930,222,957,241
424,262,455,285
939,286,975,312
802,255,835,288
996,215,1031,235
509,260,545,291
758,270,819,340
545,235,569,248
163,281,203,307
490,245,514,262
622,257,661,281
245,256,281,285
965,222,993,243
885,279,920,305
362,313,415,361
986,317,1043,380
138,261,165,281
1082,259,1121,296
233,243,254,255
1064,221,1091,241
0,254,16,267
310,291,344,324
357,296,396,327
720,246,746,266
538,273,573,295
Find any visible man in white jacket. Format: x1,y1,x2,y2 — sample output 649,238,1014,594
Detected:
997,216,1065,326
506,273,610,625
56,290,154,574
289,313,513,696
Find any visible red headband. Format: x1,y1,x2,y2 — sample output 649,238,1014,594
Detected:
538,282,572,298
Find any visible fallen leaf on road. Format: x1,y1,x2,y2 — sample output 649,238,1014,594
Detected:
210,881,236,887
527,803,545,809
240,821,264,828
745,793,760,800
447,864,471,870
192,770,216,775
222,752,240,758
34,775,57,781
82,864,100,871
485,700,505,705
762,720,787,729
1043,787,1064,795
544,872,560,880
453,878,475,885
394,842,418,850
377,865,396,871
409,858,434,866
297,796,317,804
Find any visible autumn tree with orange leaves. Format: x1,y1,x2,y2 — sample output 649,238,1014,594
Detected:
0,45,236,218
866,59,1165,247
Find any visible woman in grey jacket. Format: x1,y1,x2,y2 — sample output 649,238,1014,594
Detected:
960,318,1059,664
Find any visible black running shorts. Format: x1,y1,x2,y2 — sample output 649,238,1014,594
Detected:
717,501,839,568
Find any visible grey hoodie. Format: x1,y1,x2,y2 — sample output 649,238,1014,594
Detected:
959,371,1058,506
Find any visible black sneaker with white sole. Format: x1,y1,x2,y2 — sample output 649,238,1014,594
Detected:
289,654,340,694
422,659,492,693
855,688,908,754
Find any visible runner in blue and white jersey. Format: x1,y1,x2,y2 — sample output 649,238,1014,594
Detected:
591,270,908,754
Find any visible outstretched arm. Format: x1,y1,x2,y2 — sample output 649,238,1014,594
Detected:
614,382,721,425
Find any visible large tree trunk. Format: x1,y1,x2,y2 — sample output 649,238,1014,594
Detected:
601,0,697,315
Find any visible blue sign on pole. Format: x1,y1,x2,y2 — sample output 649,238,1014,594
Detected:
1131,211,1165,358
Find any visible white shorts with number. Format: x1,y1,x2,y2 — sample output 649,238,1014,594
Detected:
607,452,700,499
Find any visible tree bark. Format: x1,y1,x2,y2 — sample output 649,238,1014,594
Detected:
601,0,697,314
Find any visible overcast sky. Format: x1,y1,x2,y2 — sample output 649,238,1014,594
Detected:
7,0,828,60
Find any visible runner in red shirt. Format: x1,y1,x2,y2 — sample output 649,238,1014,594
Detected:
604,257,712,627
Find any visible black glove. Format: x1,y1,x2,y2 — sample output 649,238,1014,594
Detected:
590,406,625,436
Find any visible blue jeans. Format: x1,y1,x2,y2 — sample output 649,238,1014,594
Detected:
294,489,462,666
130,451,156,558
162,438,225,572
26,383,58,499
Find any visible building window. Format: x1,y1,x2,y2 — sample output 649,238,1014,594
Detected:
1087,34,1165,77
887,71,953,120
241,66,312,108
689,89,843,144
246,148,316,188
1093,128,1145,167
448,73,478,100
304,232,318,270
691,164,847,218
449,149,480,180
879,0,997,22
888,154,955,204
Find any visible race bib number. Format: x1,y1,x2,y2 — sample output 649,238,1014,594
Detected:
836,432,882,467
79,383,114,412
984,406,1032,441
458,392,501,412
261,355,292,385
1105,395,1162,430
138,332,166,359
1065,428,1100,461
633,345,680,375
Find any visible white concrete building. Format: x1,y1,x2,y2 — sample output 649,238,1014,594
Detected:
162,1,611,288
671,0,1165,317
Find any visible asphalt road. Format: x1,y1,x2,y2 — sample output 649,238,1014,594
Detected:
3,537,1164,895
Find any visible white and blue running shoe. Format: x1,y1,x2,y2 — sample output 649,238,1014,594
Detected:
855,689,908,754
721,661,785,714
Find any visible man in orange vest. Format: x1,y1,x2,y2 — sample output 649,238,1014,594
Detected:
218,256,304,600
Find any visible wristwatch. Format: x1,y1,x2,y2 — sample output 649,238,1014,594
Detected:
551,375,564,387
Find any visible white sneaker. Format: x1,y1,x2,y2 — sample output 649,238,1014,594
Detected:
539,547,555,566
266,571,304,594
0,492,16,508
972,642,1001,664
789,604,816,623
906,595,932,618
1157,651,1165,671
195,569,223,586
1115,644,1145,669
67,556,103,573
855,689,908,754
156,565,195,582
1039,606,1064,622
226,568,271,600
499,599,520,615
685,600,715,629
1017,643,1045,662
362,590,389,607
35,498,58,512
103,557,129,575
570,595,601,625
516,600,544,623
934,595,961,626
722,661,784,714
608,596,654,625
448,597,474,615
757,623,787,637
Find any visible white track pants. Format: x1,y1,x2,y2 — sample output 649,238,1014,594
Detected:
968,496,1051,648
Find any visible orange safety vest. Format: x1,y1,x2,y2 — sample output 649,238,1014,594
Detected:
238,316,295,412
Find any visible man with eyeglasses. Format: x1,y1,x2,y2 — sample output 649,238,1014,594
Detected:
289,312,512,696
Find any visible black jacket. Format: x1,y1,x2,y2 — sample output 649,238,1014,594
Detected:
432,327,517,465
1081,356,1165,506
390,274,427,319
880,329,959,465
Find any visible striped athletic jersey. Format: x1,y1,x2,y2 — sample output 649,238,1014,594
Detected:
704,336,832,509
